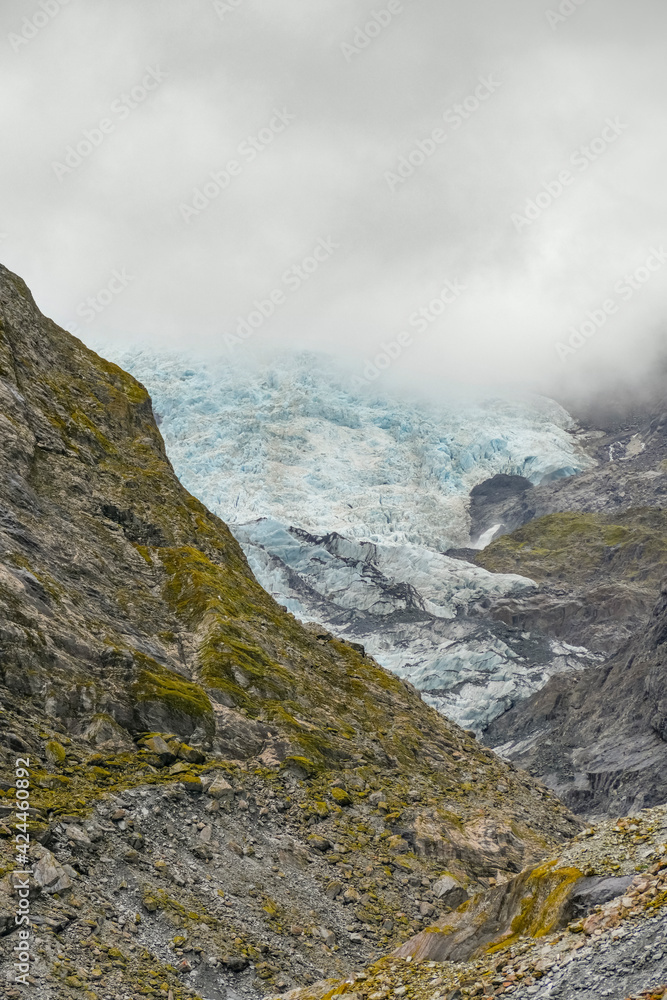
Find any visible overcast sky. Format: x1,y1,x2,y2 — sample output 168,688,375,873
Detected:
1,0,666,399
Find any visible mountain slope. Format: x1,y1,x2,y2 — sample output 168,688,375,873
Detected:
266,804,667,1000
463,395,667,817
0,264,579,999
484,581,667,819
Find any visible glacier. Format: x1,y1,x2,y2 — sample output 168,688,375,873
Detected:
101,348,598,731
231,518,600,731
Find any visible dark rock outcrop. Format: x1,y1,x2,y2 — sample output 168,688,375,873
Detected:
468,474,535,544
484,581,667,818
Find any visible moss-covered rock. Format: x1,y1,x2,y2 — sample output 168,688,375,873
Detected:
131,656,215,740
476,509,667,587
330,787,353,807
45,740,67,766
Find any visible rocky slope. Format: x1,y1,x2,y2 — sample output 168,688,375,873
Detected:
266,804,667,1000
469,401,667,657
482,580,667,820
0,264,579,999
462,396,667,819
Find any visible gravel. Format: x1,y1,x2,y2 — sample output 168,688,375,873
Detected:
511,914,667,1000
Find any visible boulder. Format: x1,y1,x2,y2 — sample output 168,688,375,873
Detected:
307,835,332,852
563,875,634,921
84,714,134,749
179,774,203,795
34,852,72,894
64,824,92,849
318,927,336,947
325,880,343,899
330,787,352,807
433,875,469,910
175,742,206,764
139,735,177,765
206,773,234,805
169,761,192,775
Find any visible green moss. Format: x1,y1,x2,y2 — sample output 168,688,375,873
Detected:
134,545,154,565
331,787,353,806
281,755,321,777
131,653,214,739
45,740,67,766
487,862,584,953
646,888,667,911
477,509,667,585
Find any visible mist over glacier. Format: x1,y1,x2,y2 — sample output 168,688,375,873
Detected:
104,347,597,730
108,350,587,545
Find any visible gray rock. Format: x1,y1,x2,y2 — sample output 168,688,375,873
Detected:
564,875,634,920
140,735,177,765
33,852,72,894
433,875,469,910
206,773,234,804
65,824,92,848
318,926,336,947
83,713,134,748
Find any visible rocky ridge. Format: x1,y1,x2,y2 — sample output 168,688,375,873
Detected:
482,577,667,820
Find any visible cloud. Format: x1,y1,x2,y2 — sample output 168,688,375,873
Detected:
0,0,665,400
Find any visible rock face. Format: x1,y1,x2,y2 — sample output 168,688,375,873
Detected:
470,400,667,652
462,383,667,818
468,474,535,545
475,508,667,655
0,264,581,997
485,582,667,818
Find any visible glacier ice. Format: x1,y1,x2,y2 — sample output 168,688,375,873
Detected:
100,347,598,732
231,518,601,732
232,518,536,619
106,350,590,551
